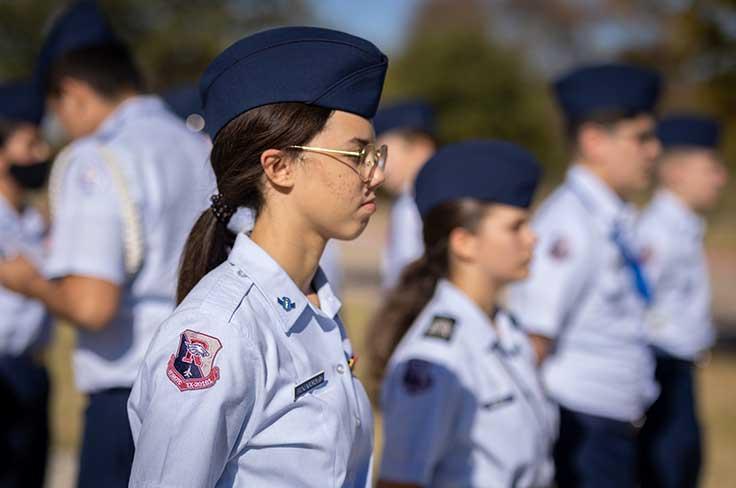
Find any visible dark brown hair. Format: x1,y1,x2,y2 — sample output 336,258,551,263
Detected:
367,198,488,387
176,102,333,303
47,42,144,99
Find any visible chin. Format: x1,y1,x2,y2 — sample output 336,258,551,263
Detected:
329,219,369,241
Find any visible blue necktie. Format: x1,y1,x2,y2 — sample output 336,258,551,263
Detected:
611,224,653,306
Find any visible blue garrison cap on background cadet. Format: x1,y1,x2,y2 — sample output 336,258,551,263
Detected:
638,113,727,487
375,100,437,290
129,26,387,488
507,62,662,487
0,1,216,487
378,140,557,487
0,79,53,488
34,0,117,94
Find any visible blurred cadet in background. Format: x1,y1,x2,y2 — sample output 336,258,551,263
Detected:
507,63,662,487
0,80,52,488
128,26,387,487
637,114,729,488
374,100,437,290
372,140,557,488
161,83,208,136
0,1,213,486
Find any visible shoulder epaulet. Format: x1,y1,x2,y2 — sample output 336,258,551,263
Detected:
423,315,457,342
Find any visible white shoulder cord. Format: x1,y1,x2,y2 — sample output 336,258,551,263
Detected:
48,145,144,276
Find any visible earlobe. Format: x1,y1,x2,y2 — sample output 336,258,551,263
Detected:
260,148,296,188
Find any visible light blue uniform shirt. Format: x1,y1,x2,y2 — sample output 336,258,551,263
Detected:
638,190,714,360
381,279,557,487
0,196,50,356
128,233,374,488
508,165,658,422
381,189,424,290
45,95,213,393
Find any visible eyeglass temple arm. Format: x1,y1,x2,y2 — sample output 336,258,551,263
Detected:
288,145,363,158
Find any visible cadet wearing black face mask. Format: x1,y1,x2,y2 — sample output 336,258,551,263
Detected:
0,79,52,488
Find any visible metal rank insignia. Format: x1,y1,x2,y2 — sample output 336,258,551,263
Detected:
277,296,296,312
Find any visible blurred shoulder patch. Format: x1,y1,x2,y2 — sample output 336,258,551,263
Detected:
548,237,571,260
424,315,456,341
403,359,434,394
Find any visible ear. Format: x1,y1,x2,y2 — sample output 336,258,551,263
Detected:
260,148,297,189
448,226,477,263
578,123,608,160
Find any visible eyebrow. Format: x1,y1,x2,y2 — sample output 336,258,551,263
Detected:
347,137,371,148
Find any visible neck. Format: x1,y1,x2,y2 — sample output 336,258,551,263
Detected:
250,204,325,295
578,160,628,201
0,175,23,211
663,185,700,214
449,267,500,319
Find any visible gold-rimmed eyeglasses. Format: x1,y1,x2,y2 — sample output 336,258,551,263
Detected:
288,143,388,183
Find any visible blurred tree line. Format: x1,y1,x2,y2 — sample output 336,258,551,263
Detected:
1,0,733,178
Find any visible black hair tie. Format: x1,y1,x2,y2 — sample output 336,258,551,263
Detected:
210,193,236,224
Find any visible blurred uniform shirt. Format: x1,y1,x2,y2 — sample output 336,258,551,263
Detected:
381,279,557,487
45,95,213,393
638,190,714,360
0,197,50,356
508,165,658,422
381,189,423,290
129,233,373,487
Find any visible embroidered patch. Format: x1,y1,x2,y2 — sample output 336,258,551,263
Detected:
277,296,296,312
403,359,434,394
424,315,456,341
548,237,570,260
294,371,326,400
167,329,223,392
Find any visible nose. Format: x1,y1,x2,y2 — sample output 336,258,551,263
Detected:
367,163,385,190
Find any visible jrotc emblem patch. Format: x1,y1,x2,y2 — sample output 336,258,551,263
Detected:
403,359,434,394
167,329,223,392
424,315,456,341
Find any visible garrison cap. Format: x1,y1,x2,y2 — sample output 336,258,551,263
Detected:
554,63,661,123
414,140,541,217
374,100,436,138
200,26,388,140
0,80,44,124
657,114,721,150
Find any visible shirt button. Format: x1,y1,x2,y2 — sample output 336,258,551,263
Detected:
237,270,246,278
355,416,362,427
336,364,345,375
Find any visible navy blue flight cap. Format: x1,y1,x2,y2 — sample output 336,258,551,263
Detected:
373,100,436,138
34,0,118,90
200,26,388,140
554,63,661,123
0,80,44,125
414,140,541,217
657,114,721,150
161,84,203,120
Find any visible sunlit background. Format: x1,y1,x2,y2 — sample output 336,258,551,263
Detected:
1,1,734,486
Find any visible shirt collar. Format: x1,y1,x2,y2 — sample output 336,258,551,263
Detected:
95,95,167,140
566,164,634,230
434,279,520,354
227,233,342,334
653,189,706,238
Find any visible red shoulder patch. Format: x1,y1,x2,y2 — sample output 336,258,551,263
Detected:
166,329,223,392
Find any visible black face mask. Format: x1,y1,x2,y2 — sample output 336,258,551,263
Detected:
8,161,52,190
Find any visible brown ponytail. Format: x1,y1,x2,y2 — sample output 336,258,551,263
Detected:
368,199,488,389
176,103,333,303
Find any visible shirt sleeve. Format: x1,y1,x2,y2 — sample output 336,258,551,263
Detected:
45,144,126,284
506,216,593,338
379,358,466,485
128,311,264,488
